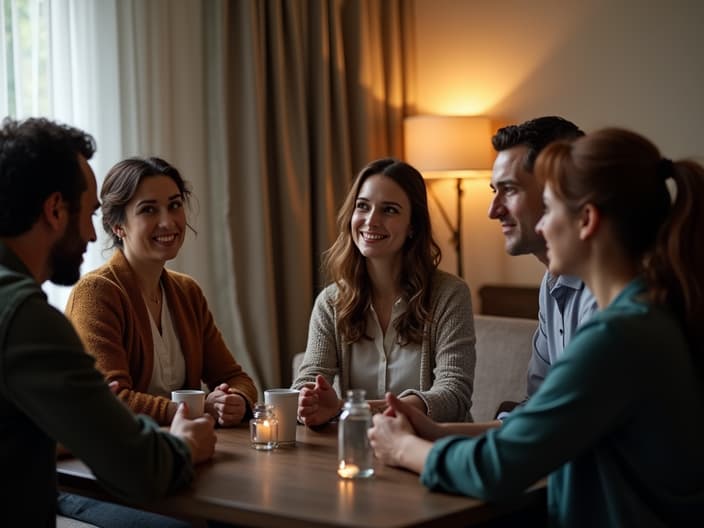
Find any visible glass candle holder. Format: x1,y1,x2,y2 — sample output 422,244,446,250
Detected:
337,389,374,478
250,403,279,451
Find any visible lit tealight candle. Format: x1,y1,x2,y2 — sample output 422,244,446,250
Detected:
250,403,278,450
257,420,272,443
337,461,360,479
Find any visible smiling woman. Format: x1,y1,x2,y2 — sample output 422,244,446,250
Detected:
292,158,477,425
65,157,258,429
351,174,412,263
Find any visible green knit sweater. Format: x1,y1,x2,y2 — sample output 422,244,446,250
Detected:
0,242,192,526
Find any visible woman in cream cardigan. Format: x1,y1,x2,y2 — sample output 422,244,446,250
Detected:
66,157,257,426
292,158,476,424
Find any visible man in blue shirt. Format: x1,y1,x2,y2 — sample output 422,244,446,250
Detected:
488,116,597,398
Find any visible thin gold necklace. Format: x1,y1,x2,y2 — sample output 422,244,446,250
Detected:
146,283,161,305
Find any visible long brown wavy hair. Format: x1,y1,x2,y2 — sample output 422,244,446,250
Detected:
535,128,704,370
323,158,441,345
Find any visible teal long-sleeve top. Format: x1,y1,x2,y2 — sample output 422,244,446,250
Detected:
421,279,704,527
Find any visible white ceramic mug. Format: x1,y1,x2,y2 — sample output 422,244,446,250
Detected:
264,388,300,446
171,389,205,418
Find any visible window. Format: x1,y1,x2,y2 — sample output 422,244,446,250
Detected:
1,0,51,118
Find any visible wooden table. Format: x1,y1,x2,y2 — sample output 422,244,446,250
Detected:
58,425,545,527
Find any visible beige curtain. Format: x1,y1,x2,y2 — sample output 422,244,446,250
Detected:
206,0,415,390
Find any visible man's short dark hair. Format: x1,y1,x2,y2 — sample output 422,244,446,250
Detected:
0,117,95,237
491,116,584,172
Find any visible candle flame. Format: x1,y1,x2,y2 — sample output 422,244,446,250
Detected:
337,461,360,478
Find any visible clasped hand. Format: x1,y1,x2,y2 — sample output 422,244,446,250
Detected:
206,383,247,426
297,375,342,426
367,393,440,471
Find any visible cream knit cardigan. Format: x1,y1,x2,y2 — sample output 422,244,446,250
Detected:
293,270,476,422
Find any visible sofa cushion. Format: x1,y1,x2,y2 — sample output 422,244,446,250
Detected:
471,314,536,422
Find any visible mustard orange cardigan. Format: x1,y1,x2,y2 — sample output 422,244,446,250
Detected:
66,250,258,425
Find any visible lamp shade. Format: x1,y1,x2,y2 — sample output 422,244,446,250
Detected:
404,115,494,179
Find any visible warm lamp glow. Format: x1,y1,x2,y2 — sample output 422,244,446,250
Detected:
403,115,495,279
403,115,494,179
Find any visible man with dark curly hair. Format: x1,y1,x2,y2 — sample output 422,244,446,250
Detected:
0,117,216,527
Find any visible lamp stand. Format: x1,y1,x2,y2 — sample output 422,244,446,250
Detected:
456,179,463,278
427,180,464,278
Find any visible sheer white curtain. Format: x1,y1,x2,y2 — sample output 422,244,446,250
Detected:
1,0,124,309
48,0,126,308
0,0,51,116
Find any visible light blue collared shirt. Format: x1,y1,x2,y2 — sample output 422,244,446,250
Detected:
526,272,597,396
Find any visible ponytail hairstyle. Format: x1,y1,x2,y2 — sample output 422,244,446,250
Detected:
646,158,704,355
535,128,704,360
323,158,441,345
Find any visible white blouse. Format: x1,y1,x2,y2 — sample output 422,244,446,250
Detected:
145,287,186,398
348,297,421,400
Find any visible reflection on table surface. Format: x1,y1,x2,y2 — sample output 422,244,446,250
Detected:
58,424,546,528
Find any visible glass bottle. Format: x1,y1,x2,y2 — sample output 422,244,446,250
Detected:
250,403,279,451
337,389,374,478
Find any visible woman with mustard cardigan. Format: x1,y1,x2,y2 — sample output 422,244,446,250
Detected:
66,157,257,426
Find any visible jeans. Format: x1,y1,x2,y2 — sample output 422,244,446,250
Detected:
57,492,191,528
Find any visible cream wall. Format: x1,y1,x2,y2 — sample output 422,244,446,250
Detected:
413,0,704,309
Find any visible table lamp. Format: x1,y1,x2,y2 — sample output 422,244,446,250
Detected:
404,115,494,278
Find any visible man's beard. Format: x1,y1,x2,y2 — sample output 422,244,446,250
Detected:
48,213,86,286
